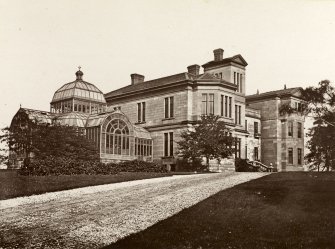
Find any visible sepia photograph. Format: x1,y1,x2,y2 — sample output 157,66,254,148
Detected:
0,0,334,248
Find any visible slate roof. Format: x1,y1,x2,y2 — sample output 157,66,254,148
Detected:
104,71,238,99
104,73,193,99
246,87,303,102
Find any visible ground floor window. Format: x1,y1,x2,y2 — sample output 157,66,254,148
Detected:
235,138,241,159
164,132,174,157
297,148,302,165
254,147,259,161
104,119,130,155
288,148,293,164
135,138,152,156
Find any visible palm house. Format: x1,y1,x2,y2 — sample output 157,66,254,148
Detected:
9,69,152,168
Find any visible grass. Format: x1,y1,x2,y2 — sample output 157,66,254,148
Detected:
0,170,172,200
103,172,335,249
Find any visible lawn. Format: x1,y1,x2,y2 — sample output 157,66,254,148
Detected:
103,172,335,249
0,170,172,200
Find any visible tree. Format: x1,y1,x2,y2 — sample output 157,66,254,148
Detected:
279,80,335,171
177,115,234,170
303,80,335,171
0,119,99,167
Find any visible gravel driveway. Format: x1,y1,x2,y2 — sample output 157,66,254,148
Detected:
0,172,269,248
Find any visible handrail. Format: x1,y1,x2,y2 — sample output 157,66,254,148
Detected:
247,160,274,172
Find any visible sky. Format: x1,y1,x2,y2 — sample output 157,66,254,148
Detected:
1,0,335,128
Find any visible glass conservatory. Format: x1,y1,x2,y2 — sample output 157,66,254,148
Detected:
86,111,153,163
50,69,106,114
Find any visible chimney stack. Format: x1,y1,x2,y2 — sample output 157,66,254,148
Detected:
213,48,224,61
131,73,145,85
187,64,200,76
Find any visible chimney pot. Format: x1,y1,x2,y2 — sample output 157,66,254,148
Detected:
213,48,224,61
131,73,145,85
187,64,200,76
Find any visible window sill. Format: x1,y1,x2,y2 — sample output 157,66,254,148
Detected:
135,121,146,125
162,117,175,121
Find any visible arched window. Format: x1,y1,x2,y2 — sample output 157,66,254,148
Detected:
105,119,130,155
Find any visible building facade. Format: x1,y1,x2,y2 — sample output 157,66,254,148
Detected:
9,48,304,171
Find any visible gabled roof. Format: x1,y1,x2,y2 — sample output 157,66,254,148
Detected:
104,73,193,99
202,54,248,68
246,87,303,102
13,108,56,125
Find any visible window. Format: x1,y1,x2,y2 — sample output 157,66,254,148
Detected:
288,121,293,137
288,148,293,164
245,120,248,131
254,122,259,134
135,138,152,157
164,132,173,157
137,102,146,122
298,122,302,138
225,96,228,117
240,74,243,92
236,72,240,93
201,94,214,115
229,97,232,117
209,94,214,115
221,95,224,116
234,72,236,84
164,96,174,118
298,148,302,165
254,147,259,161
201,94,207,115
104,119,130,155
235,138,241,159
235,105,241,125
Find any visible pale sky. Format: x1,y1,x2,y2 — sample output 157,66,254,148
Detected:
1,0,335,127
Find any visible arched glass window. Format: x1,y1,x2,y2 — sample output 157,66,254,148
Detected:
105,119,130,155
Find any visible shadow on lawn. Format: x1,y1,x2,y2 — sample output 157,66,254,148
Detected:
102,172,335,249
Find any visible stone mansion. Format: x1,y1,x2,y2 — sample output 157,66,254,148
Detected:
10,48,305,171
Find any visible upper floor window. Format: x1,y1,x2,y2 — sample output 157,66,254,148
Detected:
288,121,293,137
234,72,243,93
235,105,241,125
201,93,214,115
164,97,174,119
137,102,146,123
298,122,302,138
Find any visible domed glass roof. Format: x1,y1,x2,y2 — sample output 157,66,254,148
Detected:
51,70,106,104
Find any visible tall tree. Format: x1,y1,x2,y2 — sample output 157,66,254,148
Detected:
177,115,234,170
279,80,335,171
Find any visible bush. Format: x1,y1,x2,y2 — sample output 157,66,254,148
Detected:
176,158,205,172
19,157,167,176
235,158,258,172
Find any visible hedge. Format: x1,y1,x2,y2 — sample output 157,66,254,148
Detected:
20,157,167,176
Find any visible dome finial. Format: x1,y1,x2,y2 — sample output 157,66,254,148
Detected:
75,66,83,80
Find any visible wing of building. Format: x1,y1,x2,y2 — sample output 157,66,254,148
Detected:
9,49,305,171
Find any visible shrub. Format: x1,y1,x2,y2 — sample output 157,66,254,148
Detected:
176,158,205,172
119,160,168,173
19,157,167,176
